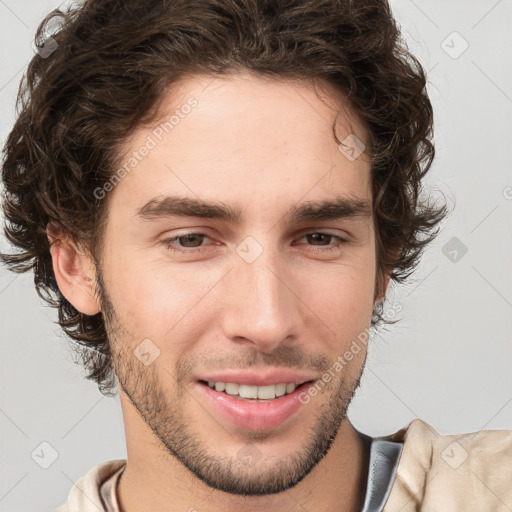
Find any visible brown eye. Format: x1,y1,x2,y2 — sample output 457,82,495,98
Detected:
175,234,207,248
295,232,348,252
162,233,211,253
304,233,335,245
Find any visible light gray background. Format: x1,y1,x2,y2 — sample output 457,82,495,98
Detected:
1,1,511,511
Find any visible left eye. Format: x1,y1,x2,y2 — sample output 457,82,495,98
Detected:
163,233,210,250
162,232,348,254
298,232,344,247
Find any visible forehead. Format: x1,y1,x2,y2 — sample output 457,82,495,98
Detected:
153,71,368,151
110,72,371,222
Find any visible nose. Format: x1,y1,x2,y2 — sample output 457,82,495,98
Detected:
220,247,301,353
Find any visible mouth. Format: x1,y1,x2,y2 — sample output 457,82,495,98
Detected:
198,379,313,401
195,379,316,431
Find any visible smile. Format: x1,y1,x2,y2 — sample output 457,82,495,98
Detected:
203,381,298,400
196,380,315,431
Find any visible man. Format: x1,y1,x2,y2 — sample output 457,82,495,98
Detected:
1,0,510,511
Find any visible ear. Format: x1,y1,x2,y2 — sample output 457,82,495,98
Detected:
47,223,101,315
374,248,399,305
375,269,393,304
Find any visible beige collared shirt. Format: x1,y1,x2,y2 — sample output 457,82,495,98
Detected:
53,418,512,512
383,418,512,511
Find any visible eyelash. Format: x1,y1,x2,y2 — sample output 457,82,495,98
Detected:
161,232,349,255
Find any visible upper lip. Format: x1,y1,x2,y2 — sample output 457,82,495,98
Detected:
195,369,317,387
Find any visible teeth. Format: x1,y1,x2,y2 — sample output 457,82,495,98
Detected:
257,385,275,399
275,383,287,397
214,382,225,392
225,383,239,396
206,381,298,399
239,384,258,399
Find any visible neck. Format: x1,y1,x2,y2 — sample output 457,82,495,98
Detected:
117,417,370,512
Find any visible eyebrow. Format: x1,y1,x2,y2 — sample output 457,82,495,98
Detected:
135,195,372,224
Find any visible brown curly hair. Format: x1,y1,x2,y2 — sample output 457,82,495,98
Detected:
0,0,447,397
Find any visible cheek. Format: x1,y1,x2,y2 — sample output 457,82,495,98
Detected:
318,277,373,378
306,257,376,318
110,258,219,349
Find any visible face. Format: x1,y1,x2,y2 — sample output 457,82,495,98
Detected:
93,72,383,496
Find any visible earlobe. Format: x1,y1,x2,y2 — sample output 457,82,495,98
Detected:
382,272,392,299
375,269,393,305
47,223,101,316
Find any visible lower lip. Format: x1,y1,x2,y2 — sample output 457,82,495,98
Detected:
195,381,313,431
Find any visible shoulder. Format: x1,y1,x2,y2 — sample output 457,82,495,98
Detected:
382,418,512,512
52,459,126,512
